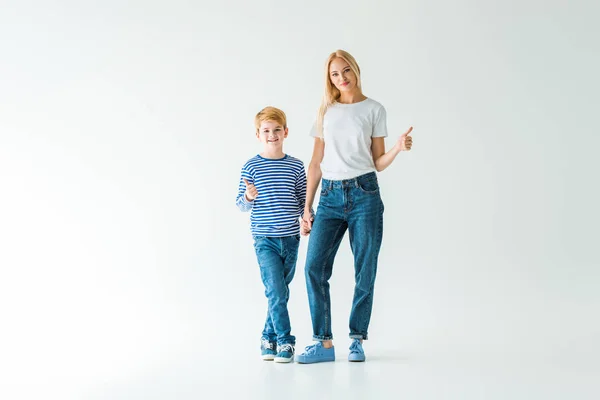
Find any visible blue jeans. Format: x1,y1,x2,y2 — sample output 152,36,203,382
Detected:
253,235,300,345
305,172,384,341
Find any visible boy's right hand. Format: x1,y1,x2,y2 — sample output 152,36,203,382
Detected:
243,178,258,201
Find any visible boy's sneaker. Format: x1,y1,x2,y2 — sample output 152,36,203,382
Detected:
261,338,277,361
295,342,335,364
348,338,365,362
274,343,295,363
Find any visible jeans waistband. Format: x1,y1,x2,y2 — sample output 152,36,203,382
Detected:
322,172,377,189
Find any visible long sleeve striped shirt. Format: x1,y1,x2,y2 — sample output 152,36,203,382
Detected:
236,154,306,237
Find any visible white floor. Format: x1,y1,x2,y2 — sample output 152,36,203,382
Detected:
82,344,597,400
2,345,597,400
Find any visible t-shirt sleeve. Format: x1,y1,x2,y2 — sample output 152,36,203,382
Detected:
372,105,388,138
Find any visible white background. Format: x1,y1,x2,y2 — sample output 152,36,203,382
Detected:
1,0,599,399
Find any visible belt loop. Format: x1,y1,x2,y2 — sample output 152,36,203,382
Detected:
354,178,359,188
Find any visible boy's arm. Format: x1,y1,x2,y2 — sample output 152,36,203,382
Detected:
236,168,254,212
296,164,310,218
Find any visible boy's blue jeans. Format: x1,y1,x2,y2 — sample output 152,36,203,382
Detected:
305,172,384,341
253,235,299,346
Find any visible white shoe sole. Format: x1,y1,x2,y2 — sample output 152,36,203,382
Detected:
262,355,275,361
274,356,293,363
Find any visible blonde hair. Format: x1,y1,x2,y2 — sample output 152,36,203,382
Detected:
316,50,362,137
255,106,287,132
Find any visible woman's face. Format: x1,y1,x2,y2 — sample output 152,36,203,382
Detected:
329,57,357,93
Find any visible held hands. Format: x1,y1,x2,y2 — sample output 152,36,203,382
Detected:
301,207,314,236
243,178,258,201
300,220,311,236
396,126,413,151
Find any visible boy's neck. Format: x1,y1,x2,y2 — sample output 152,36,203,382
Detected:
260,149,286,159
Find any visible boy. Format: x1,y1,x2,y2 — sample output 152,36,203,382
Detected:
236,106,307,363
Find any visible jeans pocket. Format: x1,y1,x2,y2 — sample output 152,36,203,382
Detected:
358,179,379,194
253,235,266,248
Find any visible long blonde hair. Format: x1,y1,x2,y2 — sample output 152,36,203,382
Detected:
316,50,362,138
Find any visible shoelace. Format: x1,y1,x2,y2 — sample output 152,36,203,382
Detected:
303,343,320,355
261,339,274,350
278,344,294,353
349,339,363,354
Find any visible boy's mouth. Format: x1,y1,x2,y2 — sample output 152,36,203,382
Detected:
267,138,279,143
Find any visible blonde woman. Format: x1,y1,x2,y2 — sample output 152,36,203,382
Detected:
295,50,413,364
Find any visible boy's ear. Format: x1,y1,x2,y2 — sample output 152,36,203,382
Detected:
256,129,260,139
284,127,289,137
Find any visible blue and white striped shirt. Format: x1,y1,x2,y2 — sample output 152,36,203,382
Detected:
236,154,306,237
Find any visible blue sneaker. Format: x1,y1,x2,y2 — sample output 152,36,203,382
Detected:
295,342,335,364
348,339,365,362
261,338,277,361
274,343,295,363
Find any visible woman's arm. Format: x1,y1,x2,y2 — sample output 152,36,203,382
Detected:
303,138,324,229
372,127,413,172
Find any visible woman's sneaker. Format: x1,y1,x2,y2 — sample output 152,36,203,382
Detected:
295,342,335,364
274,343,295,363
261,338,277,361
348,338,365,362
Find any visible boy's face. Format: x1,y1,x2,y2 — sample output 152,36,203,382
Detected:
256,120,288,148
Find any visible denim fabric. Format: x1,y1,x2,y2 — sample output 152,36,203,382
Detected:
304,172,384,341
254,234,300,345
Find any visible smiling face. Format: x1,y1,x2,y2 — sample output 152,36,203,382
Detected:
256,120,288,149
329,57,358,93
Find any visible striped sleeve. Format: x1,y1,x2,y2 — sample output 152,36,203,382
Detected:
296,163,307,216
235,166,254,212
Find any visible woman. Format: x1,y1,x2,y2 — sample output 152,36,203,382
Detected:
295,50,413,364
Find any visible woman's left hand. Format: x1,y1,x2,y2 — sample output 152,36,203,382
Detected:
397,127,413,151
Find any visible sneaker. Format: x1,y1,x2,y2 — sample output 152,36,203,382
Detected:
261,338,277,361
295,342,335,364
348,338,365,362
274,343,295,363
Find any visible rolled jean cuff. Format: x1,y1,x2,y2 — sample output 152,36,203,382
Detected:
313,334,333,341
349,333,368,340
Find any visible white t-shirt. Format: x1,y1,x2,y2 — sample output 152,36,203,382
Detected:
310,97,388,180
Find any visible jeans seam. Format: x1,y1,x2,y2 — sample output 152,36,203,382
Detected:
319,220,345,338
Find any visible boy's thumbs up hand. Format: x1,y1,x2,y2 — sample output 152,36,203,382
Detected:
243,178,258,201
